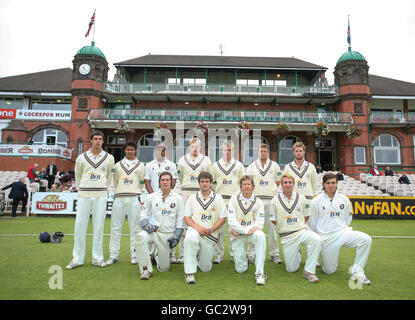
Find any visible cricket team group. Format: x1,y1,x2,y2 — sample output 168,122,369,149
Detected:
65,130,372,286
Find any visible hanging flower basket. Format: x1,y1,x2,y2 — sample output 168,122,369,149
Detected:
194,120,208,135
345,126,361,139
154,122,169,137
236,121,250,137
276,121,291,136
315,121,329,137
116,120,129,134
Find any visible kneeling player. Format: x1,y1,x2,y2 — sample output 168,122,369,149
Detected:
270,174,321,283
309,173,372,284
183,171,227,284
228,175,267,285
134,172,184,280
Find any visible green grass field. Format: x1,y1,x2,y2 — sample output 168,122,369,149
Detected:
0,217,414,300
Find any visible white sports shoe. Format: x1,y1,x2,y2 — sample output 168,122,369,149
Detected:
140,269,152,280
105,257,118,265
303,271,319,283
271,255,282,264
176,256,184,264
131,256,138,265
353,274,371,285
255,273,267,285
170,254,177,264
213,257,223,264
92,260,107,268
185,273,196,284
65,260,83,270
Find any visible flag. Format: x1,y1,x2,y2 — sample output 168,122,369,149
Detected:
85,10,95,38
347,16,351,47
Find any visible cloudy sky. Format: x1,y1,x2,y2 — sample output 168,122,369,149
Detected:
0,0,414,84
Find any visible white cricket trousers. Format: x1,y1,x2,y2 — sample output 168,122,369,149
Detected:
231,230,266,275
109,196,141,260
321,229,372,276
247,199,280,258
72,197,107,264
184,227,216,274
280,229,321,274
134,230,174,273
213,200,228,261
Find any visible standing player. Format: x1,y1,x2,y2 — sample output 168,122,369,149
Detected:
211,140,245,264
106,142,145,266
228,175,267,285
282,141,317,201
246,143,282,264
270,174,321,282
134,172,184,280
183,171,227,284
176,137,212,264
308,173,372,284
144,142,178,194
66,131,115,270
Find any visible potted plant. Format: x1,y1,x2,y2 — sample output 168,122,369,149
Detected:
116,120,129,134
315,121,329,137
236,121,249,136
154,121,169,137
276,121,291,135
194,120,208,135
345,125,361,139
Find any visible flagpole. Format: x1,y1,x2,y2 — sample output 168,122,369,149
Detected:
92,9,96,44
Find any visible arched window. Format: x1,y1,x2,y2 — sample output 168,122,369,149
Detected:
279,136,302,165
374,134,400,164
32,128,68,147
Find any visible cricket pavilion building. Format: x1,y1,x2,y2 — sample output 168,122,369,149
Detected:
1,42,415,178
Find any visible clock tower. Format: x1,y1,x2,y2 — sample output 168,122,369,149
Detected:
71,41,109,153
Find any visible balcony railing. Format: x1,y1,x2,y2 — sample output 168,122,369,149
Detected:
89,108,353,124
370,112,415,124
102,82,339,96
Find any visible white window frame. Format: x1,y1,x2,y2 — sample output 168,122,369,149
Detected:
354,147,366,164
373,134,401,165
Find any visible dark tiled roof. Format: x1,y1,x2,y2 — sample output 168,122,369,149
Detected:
0,68,72,93
369,74,415,96
115,54,327,70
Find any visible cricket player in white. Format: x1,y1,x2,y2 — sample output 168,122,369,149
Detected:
282,141,317,201
309,173,372,284
183,171,227,284
176,137,212,264
144,142,178,263
270,174,321,283
134,172,185,280
228,175,267,285
246,143,282,264
144,142,178,194
211,141,245,264
106,142,145,266
66,131,115,270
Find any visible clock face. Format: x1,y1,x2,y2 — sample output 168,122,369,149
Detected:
79,64,91,75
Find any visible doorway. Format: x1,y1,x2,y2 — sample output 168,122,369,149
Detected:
107,147,123,163
318,150,334,171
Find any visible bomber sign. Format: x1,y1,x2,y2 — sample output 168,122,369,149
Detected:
0,144,72,160
349,196,415,219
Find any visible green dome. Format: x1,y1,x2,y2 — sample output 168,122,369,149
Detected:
336,47,366,65
76,41,106,59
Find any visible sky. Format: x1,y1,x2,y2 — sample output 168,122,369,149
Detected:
0,0,414,85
